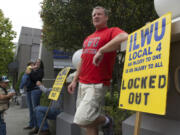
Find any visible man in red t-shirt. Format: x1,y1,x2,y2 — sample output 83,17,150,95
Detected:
68,6,128,135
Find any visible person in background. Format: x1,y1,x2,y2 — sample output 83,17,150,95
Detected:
68,6,128,135
19,61,34,94
24,59,44,132
0,76,15,135
28,81,63,135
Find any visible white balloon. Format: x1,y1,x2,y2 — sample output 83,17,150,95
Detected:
154,0,180,19
72,49,82,69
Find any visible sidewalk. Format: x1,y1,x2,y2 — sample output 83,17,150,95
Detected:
5,104,30,135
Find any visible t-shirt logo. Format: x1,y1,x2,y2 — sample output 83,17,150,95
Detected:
83,37,100,48
83,37,100,54
87,40,93,47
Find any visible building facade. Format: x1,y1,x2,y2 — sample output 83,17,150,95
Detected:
14,26,74,87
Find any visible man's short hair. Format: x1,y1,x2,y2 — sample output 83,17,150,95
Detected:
93,6,109,16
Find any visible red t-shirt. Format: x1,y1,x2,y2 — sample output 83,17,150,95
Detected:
79,27,125,85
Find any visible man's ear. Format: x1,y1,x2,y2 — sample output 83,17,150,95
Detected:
106,16,109,22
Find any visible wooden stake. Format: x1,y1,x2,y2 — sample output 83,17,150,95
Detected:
134,112,142,135
37,101,52,135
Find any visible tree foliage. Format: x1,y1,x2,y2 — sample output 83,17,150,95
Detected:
40,0,158,51
0,9,16,75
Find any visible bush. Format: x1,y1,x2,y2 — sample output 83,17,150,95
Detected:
104,91,134,135
40,93,50,106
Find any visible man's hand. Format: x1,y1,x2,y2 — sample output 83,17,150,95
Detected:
93,51,104,66
68,81,77,94
8,92,15,99
36,81,42,86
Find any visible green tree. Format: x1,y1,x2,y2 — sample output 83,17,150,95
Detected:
0,9,16,75
40,0,158,51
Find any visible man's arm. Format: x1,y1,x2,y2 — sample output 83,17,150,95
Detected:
93,32,128,66
67,59,82,94
39,85,51,93
0,93,15,100
36,81,51,94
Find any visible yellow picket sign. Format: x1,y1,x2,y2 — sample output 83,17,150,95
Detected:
119,13,172,115
48,67,70,101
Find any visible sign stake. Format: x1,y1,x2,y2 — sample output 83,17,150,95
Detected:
37,101,52,135
134,112,142,135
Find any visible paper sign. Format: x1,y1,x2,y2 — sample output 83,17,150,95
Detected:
48,67,70,101
119,13,172,115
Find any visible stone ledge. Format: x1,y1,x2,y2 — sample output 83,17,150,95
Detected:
172,17,180,42
122,113,180,135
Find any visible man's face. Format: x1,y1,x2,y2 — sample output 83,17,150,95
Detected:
0,82,9,88
92,8,108,29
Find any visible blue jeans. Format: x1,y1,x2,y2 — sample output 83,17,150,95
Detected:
0,113,6,135
26,89,42,127
19,74,30,89
35,106,61,130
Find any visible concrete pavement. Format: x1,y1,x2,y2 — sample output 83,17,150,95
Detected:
4,101,104,135
4,104,30,135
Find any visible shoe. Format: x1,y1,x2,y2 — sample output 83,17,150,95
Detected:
102,115,114,135
39,129,51,135
28,128,39,135
23,126,33,130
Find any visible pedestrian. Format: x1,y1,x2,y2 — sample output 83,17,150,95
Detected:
0,76,15,135
68,6,128,135
24,59,44,131
28,81,63,135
